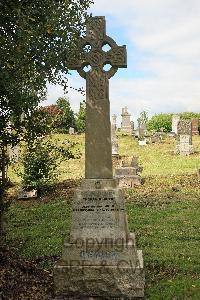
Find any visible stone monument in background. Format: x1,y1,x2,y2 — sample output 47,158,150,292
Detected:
176,120,193,156
172,114,180,134
111,114,119,156
115,156,143,187
69,127,75,135
54,16,145,299
121,106,133,135
191,118,199,135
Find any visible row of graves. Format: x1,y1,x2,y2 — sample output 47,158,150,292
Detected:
112,109,199,156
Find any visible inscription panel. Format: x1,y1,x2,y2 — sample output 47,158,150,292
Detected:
72,191,125,230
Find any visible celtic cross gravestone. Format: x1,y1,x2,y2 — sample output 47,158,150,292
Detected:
67,16,126,179
54,16,144,299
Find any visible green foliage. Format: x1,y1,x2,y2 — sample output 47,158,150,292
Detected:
0,0,92,186
76,101,86,133
21,138,79,190
6,173,200,298
180,112,200,130
56,97,76,133
21,140,58,190
147,112,200,132
147,113,173,132
138,110,148,124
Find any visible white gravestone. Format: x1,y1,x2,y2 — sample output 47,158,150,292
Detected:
68,127,75,134
172,115,180,134
111,114,119,156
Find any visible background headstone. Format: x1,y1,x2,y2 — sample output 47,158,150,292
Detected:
69,127,75,134
176,120,193,155
172,114,180,134
115,156,143,187
111,115,119,156
191,118,199,135
18,189,37,199
121,106,133,135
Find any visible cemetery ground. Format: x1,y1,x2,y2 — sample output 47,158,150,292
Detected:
1,134,200,299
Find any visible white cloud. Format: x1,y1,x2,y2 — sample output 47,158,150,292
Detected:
46,0,200,122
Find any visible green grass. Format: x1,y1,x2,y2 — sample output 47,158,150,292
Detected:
5,134,200,299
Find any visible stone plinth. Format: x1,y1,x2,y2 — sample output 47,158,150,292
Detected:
54,179,144,299
115,158,143,188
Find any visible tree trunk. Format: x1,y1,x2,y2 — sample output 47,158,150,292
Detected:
0,145,6,249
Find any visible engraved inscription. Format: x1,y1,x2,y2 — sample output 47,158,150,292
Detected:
72,191,125,229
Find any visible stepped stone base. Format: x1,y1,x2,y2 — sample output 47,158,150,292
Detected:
116,175,142,188
54,250,144,299
54,179,145,299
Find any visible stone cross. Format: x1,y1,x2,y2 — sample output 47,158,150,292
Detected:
67,17,127,179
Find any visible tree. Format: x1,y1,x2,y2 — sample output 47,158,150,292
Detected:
76,101,86,133
56,97,76,132
0,0,93,246
42,105,63,131
147,113,172,132
138,111,148,124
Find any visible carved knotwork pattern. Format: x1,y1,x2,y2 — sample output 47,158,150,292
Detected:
87,17,105,43
66,16,127,81
87,71,108,100
89,50,104,67
106,47,126,67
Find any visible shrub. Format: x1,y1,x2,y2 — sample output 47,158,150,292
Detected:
147,113,172,132
20,139,79,190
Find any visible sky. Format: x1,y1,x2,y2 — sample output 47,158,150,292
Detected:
45,0,200,125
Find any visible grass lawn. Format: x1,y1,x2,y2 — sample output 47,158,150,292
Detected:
5,134,200,299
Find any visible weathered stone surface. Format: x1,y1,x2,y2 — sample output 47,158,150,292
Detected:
191,118,199,135
67,16,126,179
137,119,147,139
55,16,145,299
69,181,129,241
172,115,180,134
151,133,162,144
177,120,192,138
54,179,144,298
115,158,143,188
121,107,133,135
176,120,193,155
54,250,144,299
178,135,193,156
18,189,37,199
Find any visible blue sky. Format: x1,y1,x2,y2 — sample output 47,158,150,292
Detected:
45,0,200,125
